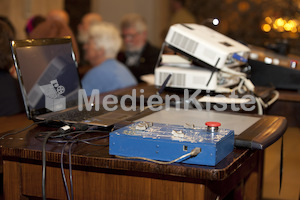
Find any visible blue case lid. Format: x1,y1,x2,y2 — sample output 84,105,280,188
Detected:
111,121,233,144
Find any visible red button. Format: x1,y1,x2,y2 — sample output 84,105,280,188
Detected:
205,122,221,127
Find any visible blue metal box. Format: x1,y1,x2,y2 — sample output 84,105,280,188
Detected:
109,121,234,166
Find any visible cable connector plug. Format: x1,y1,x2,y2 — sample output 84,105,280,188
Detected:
233,53,248,63
58,123,89,133
72,123,89,131
244,79,255,92
190,147,201,157
58,125,71,133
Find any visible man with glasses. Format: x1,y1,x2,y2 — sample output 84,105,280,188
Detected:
117,13,160,82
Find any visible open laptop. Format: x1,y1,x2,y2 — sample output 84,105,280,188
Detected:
11,37,139,127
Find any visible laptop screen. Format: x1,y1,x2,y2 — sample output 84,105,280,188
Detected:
11,37,81,118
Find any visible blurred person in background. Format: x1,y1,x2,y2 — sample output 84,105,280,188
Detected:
169,0,196,25
77,12,103,76
77,13,102,44
28,9,80,63
161,0,197,41
47,9,70,25
81,21,137,95
0,15,16,37
0,20,24,116
24,15,46,36
117,13,160,82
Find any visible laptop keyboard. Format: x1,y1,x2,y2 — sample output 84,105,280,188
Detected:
44,108,108,122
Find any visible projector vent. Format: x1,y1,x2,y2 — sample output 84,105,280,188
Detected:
170,32,198,54
159,72,186,87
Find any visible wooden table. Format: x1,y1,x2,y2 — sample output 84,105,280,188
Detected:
0,114,264,200
2,84,283,200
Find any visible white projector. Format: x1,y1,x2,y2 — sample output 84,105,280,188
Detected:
155,65,218,90
155,23,250,91
164,23,250,69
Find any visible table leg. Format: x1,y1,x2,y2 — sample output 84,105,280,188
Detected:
3,160,23,200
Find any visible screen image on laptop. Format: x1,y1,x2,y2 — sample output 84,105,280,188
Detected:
11,37,81,118
11,37,142,127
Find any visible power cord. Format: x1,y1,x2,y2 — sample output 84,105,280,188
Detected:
60,132,85,200
218,66,279,115
61,141,72,200
68,142,75,200
42,130,60,200
40,124,109,200
0,121,44,140
116,147,201,165
60,133,109,200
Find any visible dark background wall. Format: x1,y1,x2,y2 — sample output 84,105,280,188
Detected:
187,0,300,55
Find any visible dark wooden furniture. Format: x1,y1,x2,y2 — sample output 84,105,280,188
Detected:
1,83,285,200
0,115,263,200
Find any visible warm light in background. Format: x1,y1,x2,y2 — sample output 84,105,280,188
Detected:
262,24,271,32
265,17,272,24
291,27,297,33
275,18,285,27
277,26,284,32
262,16,300,36
288,20,297,27
284,23,292,31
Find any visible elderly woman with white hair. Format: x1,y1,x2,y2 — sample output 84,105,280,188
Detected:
81,21,137,95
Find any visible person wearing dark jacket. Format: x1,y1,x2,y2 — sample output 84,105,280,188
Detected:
0,20,24,116
117,13,160,82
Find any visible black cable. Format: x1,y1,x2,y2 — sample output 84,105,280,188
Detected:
206,70,215,87
42,131,60,200
36,131,109,146
61,130,102,200
61,133,109,200
158,73,172,95
35,131,62,139
61,142,71,200
35,128,107,139
279,136,284,194
69,142,75,200
79,134,109,142
50,130,106,139
0,121,42,140
40,127,109,200
61,132,85,200
4,122,107,200
80,140,108,146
